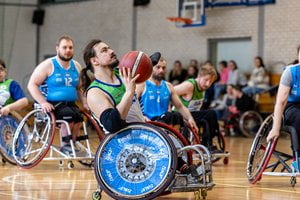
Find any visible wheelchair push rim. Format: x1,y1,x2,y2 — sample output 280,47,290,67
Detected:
12,109,56,169
94,123,177,200
0,112,22,165
246,114,277,183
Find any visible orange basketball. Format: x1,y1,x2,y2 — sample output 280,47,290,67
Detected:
119,51,153,83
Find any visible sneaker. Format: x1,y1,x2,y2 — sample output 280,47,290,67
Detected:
291,161,300,173
60,144,80,156
180,164,203,177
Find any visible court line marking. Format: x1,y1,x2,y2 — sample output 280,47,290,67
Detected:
215,183,300,194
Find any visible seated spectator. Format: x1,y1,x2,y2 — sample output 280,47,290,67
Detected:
227,60,247,87
168,60,187,85
221,84,256,121
212,84,235,120
242,56,270,96
214,60,229,100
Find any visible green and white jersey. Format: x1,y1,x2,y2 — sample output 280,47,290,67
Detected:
179,78,205,112
88,70,144,126
0,79,14,106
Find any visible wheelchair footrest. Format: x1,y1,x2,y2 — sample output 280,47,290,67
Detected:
211,151,230,158
169,174,215,192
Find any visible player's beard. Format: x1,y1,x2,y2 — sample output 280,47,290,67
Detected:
108,59,119,69
58,53,73,62
152,73,164,81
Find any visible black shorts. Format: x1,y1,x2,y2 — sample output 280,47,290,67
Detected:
50,101,83,123
153,111,184,126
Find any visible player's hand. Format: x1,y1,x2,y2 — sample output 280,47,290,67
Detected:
41,102,54,113
82,103,90,111
266,128,279,143
120,67,140,94
188,118,199,134
0,106,10,116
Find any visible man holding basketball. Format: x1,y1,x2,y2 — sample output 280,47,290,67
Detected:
80,39,144,134
80,39,200,175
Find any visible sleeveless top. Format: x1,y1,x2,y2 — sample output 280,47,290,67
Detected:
0,79,14,106
288,64,300,102
179,79,205,112
88,69,144,124
140,80,171,120
45,57,79,102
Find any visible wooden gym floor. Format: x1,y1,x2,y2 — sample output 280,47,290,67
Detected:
0,134,300,200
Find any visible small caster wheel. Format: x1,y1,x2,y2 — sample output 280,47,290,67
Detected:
223,157,229,165
290,176,297,187
201,189,207,199
194,191,200,200
68,161,74,169
92,191,101,200
2,158,6,164
58,160,64,167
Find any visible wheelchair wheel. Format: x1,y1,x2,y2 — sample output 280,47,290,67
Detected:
147,121,193,165
94,123,177,200
0,111,23,165
12,109,56,169
246,114,277,184
239,111,263,138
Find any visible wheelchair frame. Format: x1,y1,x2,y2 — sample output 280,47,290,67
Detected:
92,122,215,200
247,114,300,187
12,108,103,169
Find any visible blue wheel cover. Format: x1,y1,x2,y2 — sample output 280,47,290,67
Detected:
0,115,26,160
99,127,172,197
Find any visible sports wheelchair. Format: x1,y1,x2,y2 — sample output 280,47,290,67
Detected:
0,111,23,165
224,110,263,137
247,114,300,186
12,104,103,169
92,122,215,200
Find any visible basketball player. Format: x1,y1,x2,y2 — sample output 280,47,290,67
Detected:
80,39,143,133
0,59,28,115
27,35,85,153
174,63,223,153
136,56,198,136
80,39,201,175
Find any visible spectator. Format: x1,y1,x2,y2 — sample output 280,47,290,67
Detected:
242,56,270,96
214,60,229,100
227,60,247,87
168,60,187,85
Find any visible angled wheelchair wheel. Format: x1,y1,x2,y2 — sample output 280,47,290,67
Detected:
247,114,277,184
94,123,177,200
12,109,56,169
239,111,263,138
0,111,23,165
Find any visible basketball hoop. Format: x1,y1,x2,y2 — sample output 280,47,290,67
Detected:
167,17,193,25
